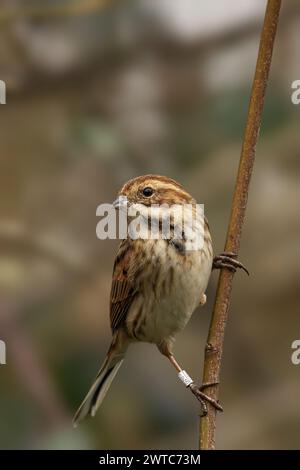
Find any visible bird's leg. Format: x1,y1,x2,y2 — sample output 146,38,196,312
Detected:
213,251,249,275
158,343,223,417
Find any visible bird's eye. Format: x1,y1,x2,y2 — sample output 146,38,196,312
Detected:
142,187,154,197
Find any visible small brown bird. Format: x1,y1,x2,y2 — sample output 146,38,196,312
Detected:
73,175,247,426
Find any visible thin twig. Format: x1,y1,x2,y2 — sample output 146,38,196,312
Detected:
0,0,117,23
199,0,282,450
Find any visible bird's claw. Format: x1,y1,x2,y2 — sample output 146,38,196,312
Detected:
189,382,223,417
213,251,249,275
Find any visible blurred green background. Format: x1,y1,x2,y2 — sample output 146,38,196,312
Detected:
0,0,300,450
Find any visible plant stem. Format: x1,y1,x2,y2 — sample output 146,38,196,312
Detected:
199,0,282,450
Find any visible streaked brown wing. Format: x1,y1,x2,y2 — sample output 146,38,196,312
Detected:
109,240,138,332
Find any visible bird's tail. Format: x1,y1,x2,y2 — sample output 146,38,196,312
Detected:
73,332,128,427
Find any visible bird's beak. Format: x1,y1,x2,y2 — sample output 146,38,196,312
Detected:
113,195,128,210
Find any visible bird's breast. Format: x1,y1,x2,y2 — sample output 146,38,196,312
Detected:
126,238,212,344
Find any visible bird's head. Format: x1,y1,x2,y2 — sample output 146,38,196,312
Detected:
113,174,194,210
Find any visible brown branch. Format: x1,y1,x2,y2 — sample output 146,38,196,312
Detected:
199,0,282,450
0,0,117,23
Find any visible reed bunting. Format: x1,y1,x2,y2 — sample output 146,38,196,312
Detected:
73,175,247,425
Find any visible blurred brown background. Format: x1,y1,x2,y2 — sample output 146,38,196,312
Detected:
0,0,299,450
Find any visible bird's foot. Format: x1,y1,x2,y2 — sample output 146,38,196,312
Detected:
189,382,223,417
213,251,249,275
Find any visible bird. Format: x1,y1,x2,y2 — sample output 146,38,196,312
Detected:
73,174,247,426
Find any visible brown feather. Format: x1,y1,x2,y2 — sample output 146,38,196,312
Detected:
109,240,138,332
